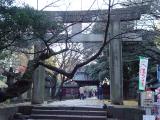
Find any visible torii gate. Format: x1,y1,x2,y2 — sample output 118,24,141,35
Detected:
32,5,149,104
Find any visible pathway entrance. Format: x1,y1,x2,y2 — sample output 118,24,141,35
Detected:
46,97,104,108
32,5,150,105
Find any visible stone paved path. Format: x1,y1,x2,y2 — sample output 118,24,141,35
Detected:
43,97,105,108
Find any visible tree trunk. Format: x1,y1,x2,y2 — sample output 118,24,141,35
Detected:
50,73,58,99
56,79,65,101
51,79,57,99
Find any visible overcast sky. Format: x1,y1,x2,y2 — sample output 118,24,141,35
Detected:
14,0,156,29
15,0,116,11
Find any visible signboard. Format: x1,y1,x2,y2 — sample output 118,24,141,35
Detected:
143,115,155,120
139,56,148,90
157,64,160,82
141,91,154,107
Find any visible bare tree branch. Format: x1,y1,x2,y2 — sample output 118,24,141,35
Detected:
39,0,111,79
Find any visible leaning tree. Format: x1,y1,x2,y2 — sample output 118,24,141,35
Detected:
0,0,112,102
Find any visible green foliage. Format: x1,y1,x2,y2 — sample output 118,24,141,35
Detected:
0,1,62,78
154,35,160,48
0,51,10,60
0,50,12,69
0,0,14,6
123,60,139,81
85,54,109,81
0,3,62,51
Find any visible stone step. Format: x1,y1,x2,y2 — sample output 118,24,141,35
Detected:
27,119,64,120
32,106,105,111
27,119,118,120
30,114,107,120
32,109,107,116
13,113,30,119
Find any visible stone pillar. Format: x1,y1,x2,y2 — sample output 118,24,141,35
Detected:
32,65,45,104
109,21,123,105
71,23,82,34
31,43,45,104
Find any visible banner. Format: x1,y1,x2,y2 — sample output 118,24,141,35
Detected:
157,64,160,82
139,56,148,90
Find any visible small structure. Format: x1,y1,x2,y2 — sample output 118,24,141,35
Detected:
62,80,79,99
62,68,99,99
73,69,99,87
73,69,100,99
